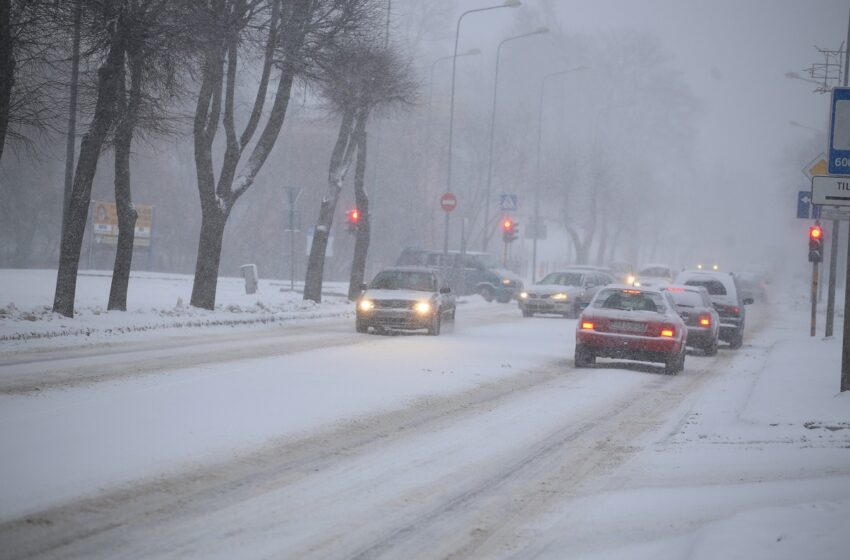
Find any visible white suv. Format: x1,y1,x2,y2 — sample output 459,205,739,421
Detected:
674,270,753,349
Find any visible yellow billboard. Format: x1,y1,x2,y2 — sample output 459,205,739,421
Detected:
92,201,153,247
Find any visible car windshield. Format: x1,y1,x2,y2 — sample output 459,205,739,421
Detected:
684,278,727,295
370,271,436,291
666,290,704,308
592,288,667,312
539,272,583,287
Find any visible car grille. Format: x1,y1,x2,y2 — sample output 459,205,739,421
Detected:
374,299,413,309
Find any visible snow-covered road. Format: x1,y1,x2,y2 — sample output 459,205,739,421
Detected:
1,298,849,560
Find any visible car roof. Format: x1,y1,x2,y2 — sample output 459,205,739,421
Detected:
377,266,438,274
601,283,665,294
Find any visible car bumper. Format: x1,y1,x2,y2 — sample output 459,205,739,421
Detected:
576,331,681,362
357,310,433,330
685,326,715,347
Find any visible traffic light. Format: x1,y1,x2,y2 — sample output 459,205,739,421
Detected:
346,208,360,233
809,224,823,263
502,217,518,243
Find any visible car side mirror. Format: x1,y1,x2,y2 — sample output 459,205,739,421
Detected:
743,297,754,305
440,286,451,294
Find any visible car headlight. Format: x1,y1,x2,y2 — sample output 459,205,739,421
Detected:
551,293,568,300
501,278,512,285
413,301,432,314
519,292,528,299
626,275,636,285
358,299,374,311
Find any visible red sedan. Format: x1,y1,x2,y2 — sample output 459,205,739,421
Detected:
574,285,687,375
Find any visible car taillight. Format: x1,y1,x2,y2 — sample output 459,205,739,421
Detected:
660,328,675,337
581,321,595,330
729,306,740,315
699,315,711,326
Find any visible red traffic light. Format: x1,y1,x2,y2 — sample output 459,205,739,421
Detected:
502,218,514,231
809,225,823,240
347,209,360,223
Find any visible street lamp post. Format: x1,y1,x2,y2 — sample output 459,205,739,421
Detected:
531,67,587,283
444,0,521,255
482,27,549,253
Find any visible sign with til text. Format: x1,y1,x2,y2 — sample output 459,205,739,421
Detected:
812,175,850,207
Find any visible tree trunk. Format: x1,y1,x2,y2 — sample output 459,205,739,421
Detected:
190,209,228,309
53,37,123,318
0,0,14,162
348,114,370,300
108,50,142,311
595,219,608,265
304,110,357,303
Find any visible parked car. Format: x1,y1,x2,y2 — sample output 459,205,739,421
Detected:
634,264,676,287
674,270,753,349
396,247,522,303
660,284,720,355
575,285,687,374
355,267,455,335
518,268,613,318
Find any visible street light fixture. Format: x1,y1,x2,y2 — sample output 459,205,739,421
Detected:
444,0,521,255
482,26,550,252
532,66,588,282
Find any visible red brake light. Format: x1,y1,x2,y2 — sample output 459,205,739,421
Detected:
730,306,740,315
666,287,684,292
699,315,711,326
581,321,595,330
622,289,641,294
660,328,675,337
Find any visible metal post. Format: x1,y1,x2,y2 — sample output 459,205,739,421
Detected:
533,67,586,283
444,1,520,255
812,261,819,337
483,28,548,252
841,6,850,390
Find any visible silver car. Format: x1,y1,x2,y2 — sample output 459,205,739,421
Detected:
518,269,613,318
356,267,456,335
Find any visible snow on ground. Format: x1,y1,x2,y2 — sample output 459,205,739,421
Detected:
1,269,849,558
0,269,355,346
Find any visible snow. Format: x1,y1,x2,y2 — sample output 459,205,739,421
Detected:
1,269,849,558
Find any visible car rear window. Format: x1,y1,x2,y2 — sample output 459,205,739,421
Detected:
683,279,726,295
592,289,667,312
666,290,704,308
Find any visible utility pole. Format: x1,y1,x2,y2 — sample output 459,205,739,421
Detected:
842,5,850,392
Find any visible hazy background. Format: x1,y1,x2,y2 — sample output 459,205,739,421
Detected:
1,0,845,287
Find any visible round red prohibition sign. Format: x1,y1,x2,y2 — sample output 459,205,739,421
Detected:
440,192,458,212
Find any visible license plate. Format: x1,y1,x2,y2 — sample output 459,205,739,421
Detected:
610,320,646,333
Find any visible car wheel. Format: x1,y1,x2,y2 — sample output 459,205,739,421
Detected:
575,344,595,367
355,318,369,333
478,286,494,302
665,347,684,375
427,312,442,336
728,330,743,349
704,337,718,356
522,309,534,318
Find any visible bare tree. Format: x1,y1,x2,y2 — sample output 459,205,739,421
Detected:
188,0,378,310
53,1,125,317
301,42,416,302
108,0,189,311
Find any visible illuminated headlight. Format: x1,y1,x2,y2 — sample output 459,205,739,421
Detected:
519,292,528,299
501,278,512,285
626,275,636,285
551,293,568,301
358,299,374,312
413,301,432,314
633,281,641,287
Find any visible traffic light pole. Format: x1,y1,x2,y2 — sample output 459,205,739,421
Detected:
826,219,839,336
811,261,819,337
